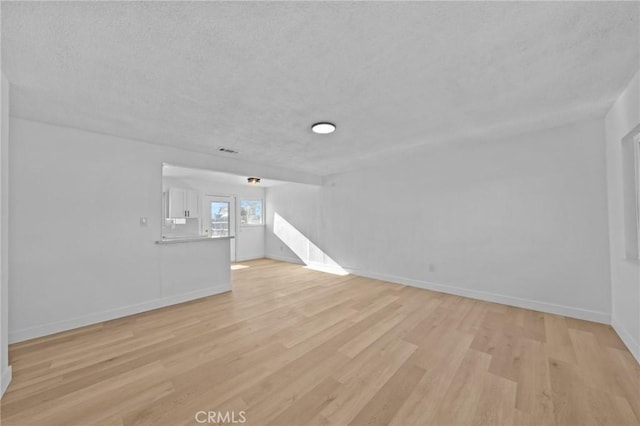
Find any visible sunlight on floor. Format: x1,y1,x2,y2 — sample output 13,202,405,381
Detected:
274,213,348,276
231,264,250,270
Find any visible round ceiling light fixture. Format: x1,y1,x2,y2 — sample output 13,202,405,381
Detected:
247,177,261,184
311,122,336,134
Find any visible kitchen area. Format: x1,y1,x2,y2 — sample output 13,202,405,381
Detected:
158,164,267,261
154,164,273,303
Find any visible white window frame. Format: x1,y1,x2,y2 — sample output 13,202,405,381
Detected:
239,199,264,227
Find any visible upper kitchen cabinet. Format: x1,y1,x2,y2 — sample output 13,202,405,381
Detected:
167,188,200,218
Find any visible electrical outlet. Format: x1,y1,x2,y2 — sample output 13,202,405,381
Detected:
280,245,284,252
428,263,435,272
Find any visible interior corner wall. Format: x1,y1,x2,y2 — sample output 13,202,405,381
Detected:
268,118,612,323
8,117,319,344
605,70,640,363
0,73,11,397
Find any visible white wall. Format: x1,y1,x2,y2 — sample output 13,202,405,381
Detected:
267,118,613,323
9,118,318,343
6,106,629,359
164,176,266,261
605,70,640,363
1,73,11,397
265,183,322,265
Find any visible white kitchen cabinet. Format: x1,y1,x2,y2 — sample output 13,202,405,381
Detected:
167,188,200,218
185,190,200,218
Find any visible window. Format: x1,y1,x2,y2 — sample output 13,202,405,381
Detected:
240,200,263,225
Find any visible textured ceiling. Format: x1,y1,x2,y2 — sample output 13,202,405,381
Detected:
163,164,287,188
2,2,639,176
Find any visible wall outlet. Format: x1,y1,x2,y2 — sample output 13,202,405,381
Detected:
280,245,284,252
427,263,435,272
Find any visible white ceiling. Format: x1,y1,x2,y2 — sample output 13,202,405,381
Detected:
163,164,286,188
2,2,638,176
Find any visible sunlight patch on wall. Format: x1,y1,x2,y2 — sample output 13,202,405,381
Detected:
273,213,348,276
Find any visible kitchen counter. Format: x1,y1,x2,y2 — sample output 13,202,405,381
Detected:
155,236,235,245
156,236,231,300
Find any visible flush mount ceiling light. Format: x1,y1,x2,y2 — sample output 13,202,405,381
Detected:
311,122,336,134
247,177,261,184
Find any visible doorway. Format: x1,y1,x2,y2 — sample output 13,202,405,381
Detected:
203,195,236,262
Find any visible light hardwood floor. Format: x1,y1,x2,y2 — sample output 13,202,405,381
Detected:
1,258,638,425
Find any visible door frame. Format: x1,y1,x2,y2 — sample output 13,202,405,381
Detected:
203,194,237,262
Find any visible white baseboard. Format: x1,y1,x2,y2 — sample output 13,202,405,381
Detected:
263,258,610,323
343,267,611,324
266,254,304,265
9,284,230,344
612,316,640,365
235,253,266,262
1,366,11,398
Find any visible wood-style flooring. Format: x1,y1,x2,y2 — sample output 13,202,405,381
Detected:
1,258,638,425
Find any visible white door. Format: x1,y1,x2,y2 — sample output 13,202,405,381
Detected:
203,195,236,262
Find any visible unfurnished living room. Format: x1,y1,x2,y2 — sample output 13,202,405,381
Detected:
0,1,639,425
